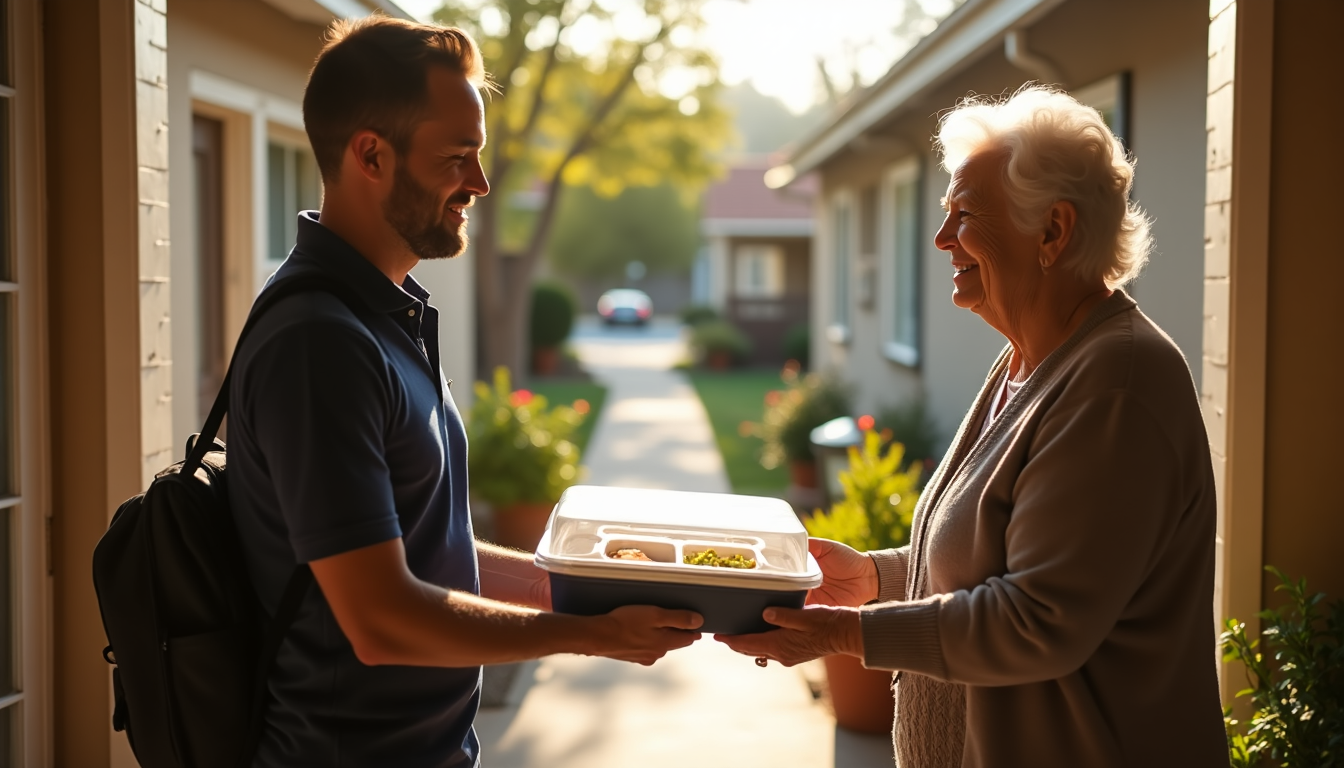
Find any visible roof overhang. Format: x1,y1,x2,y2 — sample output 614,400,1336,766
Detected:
258,0,415,25
766,0,1064,189
701,218,815,238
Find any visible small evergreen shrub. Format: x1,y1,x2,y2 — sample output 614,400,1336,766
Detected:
690,320,751,366
756,366,852,467
530,282,577,350
467,367,584,506
680,303,720,327
782,323,811,370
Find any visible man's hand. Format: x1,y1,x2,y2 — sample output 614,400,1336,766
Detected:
586,605,704,666
714,604,862,667
807,538,880,607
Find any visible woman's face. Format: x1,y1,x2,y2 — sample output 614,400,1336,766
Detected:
934,151,1044,333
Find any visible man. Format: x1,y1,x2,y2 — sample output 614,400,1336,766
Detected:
229,17,702,767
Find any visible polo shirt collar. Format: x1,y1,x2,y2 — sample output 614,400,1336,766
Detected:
287,211,425,314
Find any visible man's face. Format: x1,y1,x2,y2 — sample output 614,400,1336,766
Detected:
383,67,490,260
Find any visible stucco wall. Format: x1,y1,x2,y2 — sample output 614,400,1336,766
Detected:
812,0,1208,450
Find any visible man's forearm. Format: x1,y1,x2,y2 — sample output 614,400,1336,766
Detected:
476,539,551,610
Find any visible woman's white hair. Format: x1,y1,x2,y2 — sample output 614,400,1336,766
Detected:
935,84,1152,288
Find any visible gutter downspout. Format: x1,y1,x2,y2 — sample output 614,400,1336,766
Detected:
1004,28,1064,87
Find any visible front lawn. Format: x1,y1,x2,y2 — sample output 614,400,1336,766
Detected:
528,380,608,458
685,369,788,497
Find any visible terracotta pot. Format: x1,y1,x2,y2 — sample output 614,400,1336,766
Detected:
492,501,556,551
707,349,732,370
788,458,819,489
823,654,895,735
532,346,561,376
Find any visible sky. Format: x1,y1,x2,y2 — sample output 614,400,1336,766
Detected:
395,0,961,115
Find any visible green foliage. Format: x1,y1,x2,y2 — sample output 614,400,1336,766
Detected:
529,281,577,348
782,323,810,369
874,400,940,470
803,430,922,551
756,366,852,466
690,320,750,365
679,303,720,327
526,379,607,456
548,183,700,278
1222,566,1344,768
467,367,584,506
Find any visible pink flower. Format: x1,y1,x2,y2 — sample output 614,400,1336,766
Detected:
510,390,534,407
573,399,590,415
857,414,875,431
764,390,782,407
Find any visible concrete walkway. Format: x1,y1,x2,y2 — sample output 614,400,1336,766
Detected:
474,318,894,767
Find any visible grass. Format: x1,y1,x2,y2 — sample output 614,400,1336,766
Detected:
685,369,789,497
528,380,608,457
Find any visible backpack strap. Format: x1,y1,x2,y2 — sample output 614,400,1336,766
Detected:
239,564,313,767
183,274,359,474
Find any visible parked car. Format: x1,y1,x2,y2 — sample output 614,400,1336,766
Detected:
597,288,653,326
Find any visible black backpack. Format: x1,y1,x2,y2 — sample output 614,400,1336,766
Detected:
93,275,355,768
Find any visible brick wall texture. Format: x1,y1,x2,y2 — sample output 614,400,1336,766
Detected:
135,0,172,486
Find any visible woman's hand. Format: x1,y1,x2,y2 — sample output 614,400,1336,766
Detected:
714,605,863,666
807,538,880,607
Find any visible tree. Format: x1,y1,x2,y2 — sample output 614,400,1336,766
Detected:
547,182,698,279
432,0,732,381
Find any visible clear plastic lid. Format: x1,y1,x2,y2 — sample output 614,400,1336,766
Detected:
534,485,822,591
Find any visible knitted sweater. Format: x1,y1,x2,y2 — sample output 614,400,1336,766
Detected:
859,291,1228,767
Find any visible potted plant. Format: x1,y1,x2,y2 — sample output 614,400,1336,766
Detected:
529,281,577,377
757,365,851,489
688,319,750,370
804,429,923,734
467,367,585,550
1221,567,1343,768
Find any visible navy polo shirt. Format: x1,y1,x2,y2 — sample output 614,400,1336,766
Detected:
230,212,480,767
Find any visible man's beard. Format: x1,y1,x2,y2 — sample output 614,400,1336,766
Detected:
383,164,470,261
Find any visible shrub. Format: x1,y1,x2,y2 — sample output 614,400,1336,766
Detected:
529,282,577,349
782,323,810,370
680,303,720,327
690,320,751,366
803,430,922,551
1222,567,1344,768
467,367,584,506
874,400,940,471
757,366,852,467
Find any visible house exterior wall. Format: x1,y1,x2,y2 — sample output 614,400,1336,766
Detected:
811,0,1208,449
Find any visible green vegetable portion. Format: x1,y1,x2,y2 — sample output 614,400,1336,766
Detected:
682,548,756,569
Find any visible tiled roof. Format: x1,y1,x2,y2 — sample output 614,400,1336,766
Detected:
703,161,816,220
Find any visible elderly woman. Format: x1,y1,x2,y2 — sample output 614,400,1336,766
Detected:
719,86,1227,767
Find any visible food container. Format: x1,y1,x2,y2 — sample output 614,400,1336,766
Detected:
534,485,823,634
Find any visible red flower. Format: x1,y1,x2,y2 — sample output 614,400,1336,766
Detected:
509,389,534,407
857,414,875,431
573,399,590,415
764,390,782,407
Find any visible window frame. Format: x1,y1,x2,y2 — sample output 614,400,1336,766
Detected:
732,243,785,299
826,189,854,345
879,157,922,368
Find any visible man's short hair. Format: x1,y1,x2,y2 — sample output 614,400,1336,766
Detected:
304,15,489,182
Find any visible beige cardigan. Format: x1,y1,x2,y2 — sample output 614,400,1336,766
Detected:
859,292,1228,767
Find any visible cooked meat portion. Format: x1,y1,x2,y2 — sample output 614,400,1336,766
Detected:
608,548,654,562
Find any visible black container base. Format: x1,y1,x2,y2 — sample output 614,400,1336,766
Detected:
549,572,806,635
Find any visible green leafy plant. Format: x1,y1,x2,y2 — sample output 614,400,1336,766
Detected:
467,367,584,507
803,430,921,551
782,323,810,370
689,320,751,366
756,365,851,467
529,281,577,350
1221,566,1344,768
679,303,720,327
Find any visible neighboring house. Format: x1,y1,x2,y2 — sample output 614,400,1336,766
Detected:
769,0,1343,707
697,157,816,365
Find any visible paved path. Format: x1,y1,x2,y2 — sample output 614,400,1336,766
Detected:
474,317,894,767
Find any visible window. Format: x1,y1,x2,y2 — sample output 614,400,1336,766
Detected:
266,139,321,262
733,244,784,298
1072,72,1130,146
829,194,852,342
881,158,921,366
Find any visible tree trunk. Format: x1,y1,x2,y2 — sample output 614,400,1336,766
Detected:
473,193,531,384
